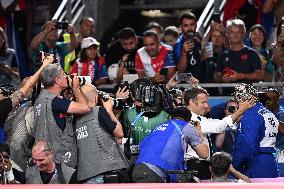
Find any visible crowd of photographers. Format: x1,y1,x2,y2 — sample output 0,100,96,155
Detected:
0,5,284,184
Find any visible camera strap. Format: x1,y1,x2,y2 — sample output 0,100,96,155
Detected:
170,120,187,170
125,111,144,156
129,111,144,130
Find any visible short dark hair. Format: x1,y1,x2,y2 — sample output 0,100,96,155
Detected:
179,12,197,24
210,152,232,177
183,86,209,106
249,24,267,48
172,106,192,122
163,26,179,38
119,27,136,40
143,30,159,41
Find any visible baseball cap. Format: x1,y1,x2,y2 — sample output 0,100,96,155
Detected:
81,37,100,49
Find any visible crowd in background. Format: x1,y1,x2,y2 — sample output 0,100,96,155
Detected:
0,0,284,185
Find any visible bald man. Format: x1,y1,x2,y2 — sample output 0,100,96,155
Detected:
75,84,129,183
25,140,76,184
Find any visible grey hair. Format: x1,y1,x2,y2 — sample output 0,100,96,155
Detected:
40,64,62,88
226,19,246,34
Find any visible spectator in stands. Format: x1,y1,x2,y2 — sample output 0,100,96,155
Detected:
248,24,275,81
0,27,19,87
272,18,284,82
30,19,78,70
33,64,90,168
135,30,176,84
132,106,209,183
75,84,129,184
0,143,20,184
146,21,163,37
233,83,279,178
63,17,95,72
213,98,239,154
209,152,251,183
25,140,77,184
183,86,254,179
0,53,54,144
162,26,179,47
70,37,108,86
105,27,143,82
214,19,263,94
173,12,205,82
202,22,228,84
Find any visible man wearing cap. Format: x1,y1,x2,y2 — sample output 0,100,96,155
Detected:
70,37,108,86
232,83,279,178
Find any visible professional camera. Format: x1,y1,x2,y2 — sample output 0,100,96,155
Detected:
0,85,14,97
56,21,69,30
97,91,126,110
67,75,92,88
33,51,58,72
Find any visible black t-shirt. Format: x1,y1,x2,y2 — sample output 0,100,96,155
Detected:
0,97,13,127
51,96,71,131
98,107,116,135
105,37,144,73
40,169,55,184
216,46,262,83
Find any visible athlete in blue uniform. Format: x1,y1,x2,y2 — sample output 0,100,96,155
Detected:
232,83,279,178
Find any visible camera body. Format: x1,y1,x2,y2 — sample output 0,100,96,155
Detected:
0,85,14,97
176,73,192,82
212,12,221,23
227,106,237,114
67,75,92,88
33,51,58,72
56,21,69,30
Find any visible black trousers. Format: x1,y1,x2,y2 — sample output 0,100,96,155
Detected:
186,159,211,180
132,163,165,183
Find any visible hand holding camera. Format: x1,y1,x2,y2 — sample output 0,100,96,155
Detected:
183,32,195,54
0,155,12,172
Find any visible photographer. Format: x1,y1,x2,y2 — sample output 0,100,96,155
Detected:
33,64,90,168
0,144,20,184
75,84,129,183
0,54,54,143
30,19,78,70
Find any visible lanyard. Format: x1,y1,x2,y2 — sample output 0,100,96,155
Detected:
129,111,144,129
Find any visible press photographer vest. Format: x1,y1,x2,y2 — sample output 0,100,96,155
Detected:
75,107,129,181
33,89,77,168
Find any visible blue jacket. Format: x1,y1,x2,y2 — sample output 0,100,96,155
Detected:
233,103,279,178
